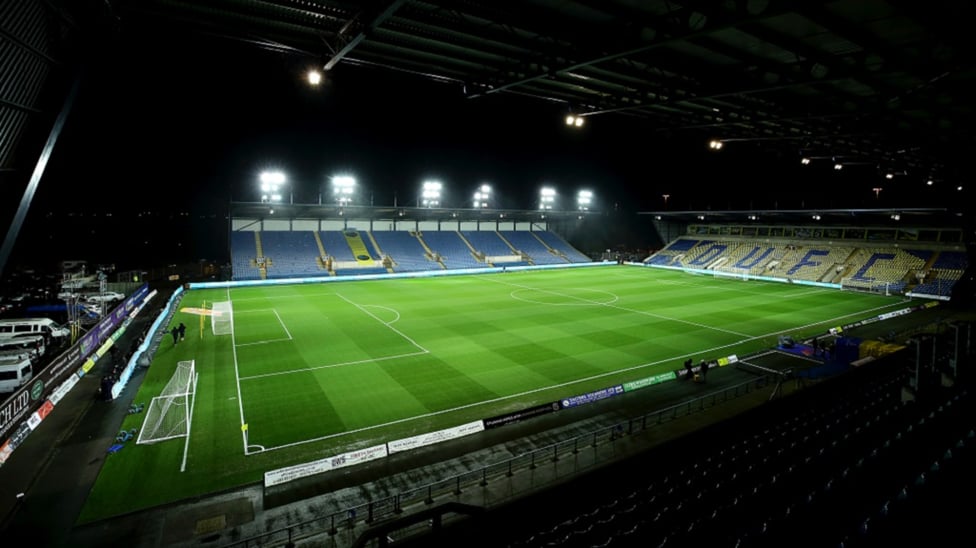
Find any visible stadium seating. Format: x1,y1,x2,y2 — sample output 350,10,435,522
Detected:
371,231,442,272
408,354,973,548
532,231,592,263
258,231,322,279
500,231,569,265
230,231,261,281
419,231,484,269
319,230,357,262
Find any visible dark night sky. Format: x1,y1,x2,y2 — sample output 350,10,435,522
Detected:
7,26,952,272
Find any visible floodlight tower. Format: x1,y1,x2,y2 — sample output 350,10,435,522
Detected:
422,180,442,208
473,184,492,208
332,175,356,206
259,171,286,203
539,186,556,210
577,189,593,211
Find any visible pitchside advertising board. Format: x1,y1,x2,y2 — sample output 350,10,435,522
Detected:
0,284,149,465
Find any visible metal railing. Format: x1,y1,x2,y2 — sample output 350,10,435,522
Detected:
224,373,774,548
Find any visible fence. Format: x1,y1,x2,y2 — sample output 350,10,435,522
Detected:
225,373,775,548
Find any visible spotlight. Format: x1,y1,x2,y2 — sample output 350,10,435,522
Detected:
565,114,585,127
708,140,724,150
834,163,843,170
307,69,322,86
801,157,811,165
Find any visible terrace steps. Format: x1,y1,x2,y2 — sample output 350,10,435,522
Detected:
343,230,375,265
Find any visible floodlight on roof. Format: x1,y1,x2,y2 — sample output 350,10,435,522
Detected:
307,69,322,86
565,114,584,128
260,171,286,185
422,180,442,207
708,140,723,150
331,175,356,205
473,184,492,208
834,163,843,170
539,186,556,210
577,189,593,210
801,157,811,165
259,171,286,202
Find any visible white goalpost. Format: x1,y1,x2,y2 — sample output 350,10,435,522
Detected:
211,300,233,336
840,277,891,296
137,360,199,471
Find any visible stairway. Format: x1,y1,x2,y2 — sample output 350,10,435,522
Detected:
343,230,375,265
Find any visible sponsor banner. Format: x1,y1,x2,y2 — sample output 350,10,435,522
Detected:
49,374,80,405
81,358,96,374
27,401,54,430
0,438,11,466
560,385,624,409
718,355,738,367
483,402,561,429
388,420,485,454
4,422,31,455
96,339,114,358
264,444,388,487
623,372,675,392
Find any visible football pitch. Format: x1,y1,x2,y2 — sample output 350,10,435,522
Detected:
79,264,920,522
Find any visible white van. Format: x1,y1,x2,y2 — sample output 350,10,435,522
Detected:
0,317,70,341
0,354,33,394
0,334,45,359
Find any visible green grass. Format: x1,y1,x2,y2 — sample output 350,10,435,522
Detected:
78,265,921,522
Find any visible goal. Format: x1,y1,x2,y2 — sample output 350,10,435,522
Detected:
840,277,892,296
137,360,198,445
211,300,233,336
712,267,750,281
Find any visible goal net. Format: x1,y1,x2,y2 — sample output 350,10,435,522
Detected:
137,360,198,445
211,300,233,336
840,277,892,296
712,267,750,281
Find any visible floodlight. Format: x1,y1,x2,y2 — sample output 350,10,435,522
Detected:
801,157,811,165
473,184,492,208
331,175,356,205
565,114,584,128
708,140,723,150
307,69,322,86
259,171,286,203
834,163,843,170
577,189,593,210
422,180,442,208
539,186,556,210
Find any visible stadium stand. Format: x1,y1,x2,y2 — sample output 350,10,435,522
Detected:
644,236,968,298
500,231,569,265
319,230,357,262
643,238,700,266
399,347,974,548
230,231,261,281
533,231,592,263
419,231,484,269
258,231,322,279
460,231,530,267
371,231,442,272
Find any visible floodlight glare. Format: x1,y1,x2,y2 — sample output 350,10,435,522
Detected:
331,175,356,205
539,186,556,210
421,180,442,208
259,171,286,203
577,189,593,210
307,69,322,86
260,171,286,185
565,115,575,125
801,157,811,165
574,116,584,127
